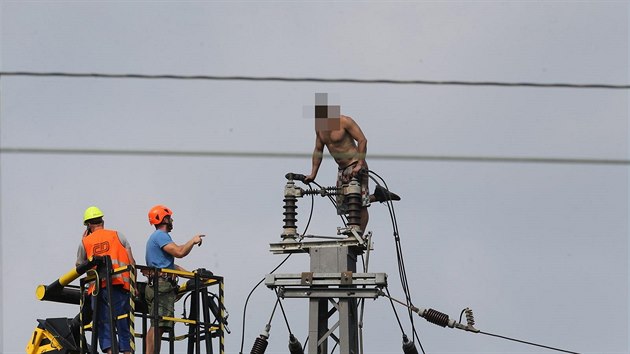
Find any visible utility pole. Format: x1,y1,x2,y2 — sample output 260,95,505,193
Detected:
267,174,387,354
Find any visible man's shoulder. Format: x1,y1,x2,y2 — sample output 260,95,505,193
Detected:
340,115,357,126
149,229,172,241
90,228,119,236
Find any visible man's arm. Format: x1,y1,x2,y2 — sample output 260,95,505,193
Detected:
343,116,368,176
117,232,136,266
305,134,325,183
162,234,205,259
76,243,87,266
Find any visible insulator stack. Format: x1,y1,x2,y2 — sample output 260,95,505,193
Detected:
282,180,299,240
465,308,475,327
302,186,341,196
288,334,304,354
345,178,362,229
249,336,268,354
424,308,450,327
282,197,297,231
250,324,271,354
401,335,419,354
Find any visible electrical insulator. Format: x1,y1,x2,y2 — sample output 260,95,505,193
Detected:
288,334,304,354
282,180,299,241
345,178,362,230
250,325,270,354
465,308,475,327
401,334,419,354
414,306,480,333
250,336,268,354
424,308,450,327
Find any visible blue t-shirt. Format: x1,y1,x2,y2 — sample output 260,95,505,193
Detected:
146,229,175,270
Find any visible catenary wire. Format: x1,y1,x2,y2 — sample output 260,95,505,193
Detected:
1,71,629,89
2,147,627,166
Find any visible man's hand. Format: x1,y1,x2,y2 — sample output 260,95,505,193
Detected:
350,162,365,178
304,174,316,183
193,234,205,246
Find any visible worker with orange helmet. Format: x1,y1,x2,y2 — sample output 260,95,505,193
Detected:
144,204,205,354
76,206,136,354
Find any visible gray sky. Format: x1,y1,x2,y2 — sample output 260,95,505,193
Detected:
1,1,628,354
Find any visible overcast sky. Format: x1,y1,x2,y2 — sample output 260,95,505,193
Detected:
1,1,628,354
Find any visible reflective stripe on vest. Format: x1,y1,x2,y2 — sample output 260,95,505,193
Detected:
82,229,132,293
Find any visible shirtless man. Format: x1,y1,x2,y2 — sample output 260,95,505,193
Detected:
304,106,399,233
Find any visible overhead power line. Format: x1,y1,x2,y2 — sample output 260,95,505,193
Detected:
1,147,628,166
1,71,629,89
479,330,580,354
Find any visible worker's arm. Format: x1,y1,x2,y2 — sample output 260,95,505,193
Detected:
174,264,189,272
162,234,205,258
125,246,137,266
117,232,137,266
343,116,368,176
76,243,87,267
305,134,325,183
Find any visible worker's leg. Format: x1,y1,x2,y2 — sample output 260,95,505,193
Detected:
360,207,369,234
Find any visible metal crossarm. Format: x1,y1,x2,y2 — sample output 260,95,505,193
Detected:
278,287,382,299
269,238,368,254
265,272,387,287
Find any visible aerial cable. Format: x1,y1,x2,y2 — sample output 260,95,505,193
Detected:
302,184,316,235
274,289,293,336
267,297,281,326
477,330,580,354
385,287,409,341
381,292,581,354
385,286,427,354
3,147,628,166
357,232,374,354
369,170,429,353
369,172,415,318
239,254,292,354
1,71,629,89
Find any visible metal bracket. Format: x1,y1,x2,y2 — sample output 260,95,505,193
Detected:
340,271,353,285
301,272,313,285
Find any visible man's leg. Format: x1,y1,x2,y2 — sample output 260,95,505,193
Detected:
360,207,369,234
112,288,132,354
145,326,163,354
371,185,401,203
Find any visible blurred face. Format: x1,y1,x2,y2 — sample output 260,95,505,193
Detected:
315,104,341,131
163,215,174,232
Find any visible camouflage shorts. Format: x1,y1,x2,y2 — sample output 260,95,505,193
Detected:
336,162,370,215
145,279,177,328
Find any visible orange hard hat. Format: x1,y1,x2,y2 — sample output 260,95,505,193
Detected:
148,205,173,225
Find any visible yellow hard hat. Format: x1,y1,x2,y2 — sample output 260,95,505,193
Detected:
83,206,104,224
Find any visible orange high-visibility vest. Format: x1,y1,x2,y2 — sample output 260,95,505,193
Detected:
82,229,132,294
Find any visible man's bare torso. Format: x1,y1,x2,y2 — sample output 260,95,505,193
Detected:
316,116,359,168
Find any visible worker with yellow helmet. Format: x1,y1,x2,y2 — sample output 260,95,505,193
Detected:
76,206,136,354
